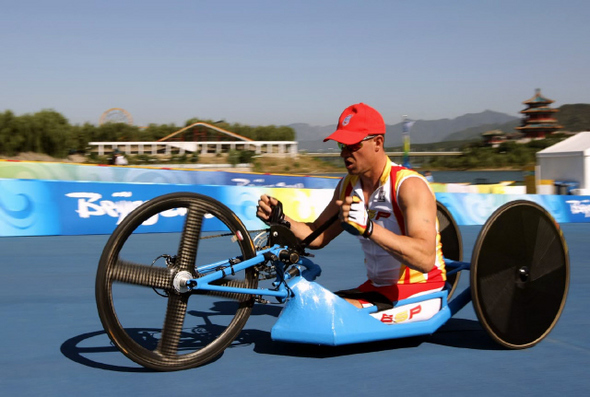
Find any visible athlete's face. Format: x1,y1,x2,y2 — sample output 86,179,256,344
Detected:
339,135,381,175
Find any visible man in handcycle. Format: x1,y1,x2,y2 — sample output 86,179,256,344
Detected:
257,103,446,324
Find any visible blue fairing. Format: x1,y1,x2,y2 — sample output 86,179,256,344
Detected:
271,278,453,346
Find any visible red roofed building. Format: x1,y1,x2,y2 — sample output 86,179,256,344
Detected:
516,89,562,139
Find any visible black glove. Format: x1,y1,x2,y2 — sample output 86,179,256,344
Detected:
258,198,291,228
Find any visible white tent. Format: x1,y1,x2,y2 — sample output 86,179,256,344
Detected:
536,131,590,195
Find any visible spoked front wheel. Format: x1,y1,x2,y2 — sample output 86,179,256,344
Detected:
96,192,258,371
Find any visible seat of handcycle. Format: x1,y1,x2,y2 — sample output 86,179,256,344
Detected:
270,277,453,346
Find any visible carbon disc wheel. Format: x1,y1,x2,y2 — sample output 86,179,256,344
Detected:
96,192,258,371
470,200,569,349
437,201,463,298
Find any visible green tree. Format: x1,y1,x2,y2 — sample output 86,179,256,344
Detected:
93,123,140,142
0,110,25,155
71,123,97,153
31,109,73,157
141,123,179,141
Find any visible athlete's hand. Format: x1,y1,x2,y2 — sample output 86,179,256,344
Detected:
337,194,373,238
256,194,290,228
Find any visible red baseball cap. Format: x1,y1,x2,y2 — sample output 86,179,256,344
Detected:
323,103,386,145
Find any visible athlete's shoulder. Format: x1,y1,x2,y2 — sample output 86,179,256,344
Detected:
337,174,359,199
389,163,427,182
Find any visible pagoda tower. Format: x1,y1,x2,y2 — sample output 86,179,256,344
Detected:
516,88,562,139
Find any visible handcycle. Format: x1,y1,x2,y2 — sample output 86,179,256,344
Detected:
95,192,569,371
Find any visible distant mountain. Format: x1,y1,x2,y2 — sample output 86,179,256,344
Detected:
293,105,590,151
288,123,336,143
293,110,519,151
441,104,590,142
443,119,521,142
557,104,590,132
393,110,519,146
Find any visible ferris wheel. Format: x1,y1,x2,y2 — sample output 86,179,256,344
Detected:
99,108,134,126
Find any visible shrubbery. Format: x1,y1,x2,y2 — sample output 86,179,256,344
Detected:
227,150,256,166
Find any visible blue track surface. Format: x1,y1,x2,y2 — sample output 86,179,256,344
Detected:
1,225,589,396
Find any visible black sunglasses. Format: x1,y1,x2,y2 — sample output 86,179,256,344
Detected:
338,135,379,152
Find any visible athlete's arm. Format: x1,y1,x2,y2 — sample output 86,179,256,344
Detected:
256,185,344,249
340,177,438,273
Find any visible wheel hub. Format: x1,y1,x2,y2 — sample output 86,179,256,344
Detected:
173,270,194,293
517,266,530,282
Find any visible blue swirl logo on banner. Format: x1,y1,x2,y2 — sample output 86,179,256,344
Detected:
0,179,60,235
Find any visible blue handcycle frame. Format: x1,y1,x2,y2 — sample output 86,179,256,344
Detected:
96,193,568,371
186,238,472,346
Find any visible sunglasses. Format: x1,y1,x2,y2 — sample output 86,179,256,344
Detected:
337,135,379,152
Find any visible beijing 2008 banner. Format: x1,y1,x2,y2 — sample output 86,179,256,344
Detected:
435,192,590,225
1,178,589,237
0,178,333,236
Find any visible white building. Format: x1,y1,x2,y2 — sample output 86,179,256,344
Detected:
536,131,590,195
89,121,298,157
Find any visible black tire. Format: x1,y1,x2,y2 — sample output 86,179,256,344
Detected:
437,201,463,299
96,192,258,371
470,200,569,349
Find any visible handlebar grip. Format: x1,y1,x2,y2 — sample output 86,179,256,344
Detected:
286,266,301,278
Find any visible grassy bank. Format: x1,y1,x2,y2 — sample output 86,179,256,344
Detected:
0,152,346,175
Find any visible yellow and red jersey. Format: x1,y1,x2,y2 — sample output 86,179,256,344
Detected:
337,161,446,287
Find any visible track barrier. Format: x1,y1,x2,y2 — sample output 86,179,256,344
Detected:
1,176,589,236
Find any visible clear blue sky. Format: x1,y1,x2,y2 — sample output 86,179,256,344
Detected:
1,0,589,127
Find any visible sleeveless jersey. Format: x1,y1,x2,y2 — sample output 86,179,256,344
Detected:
337,161,446,287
